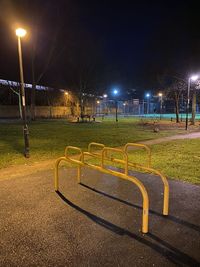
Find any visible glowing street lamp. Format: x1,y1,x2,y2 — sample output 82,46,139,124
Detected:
145,93,150,114
103,94,107,98
113,89,119,122
123,102,127,114
158,93,163,120
96,100,100,114
64,91,69,106
186,75,199,130
16,27,29,157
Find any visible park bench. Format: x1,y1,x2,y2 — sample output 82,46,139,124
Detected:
77,114,91,122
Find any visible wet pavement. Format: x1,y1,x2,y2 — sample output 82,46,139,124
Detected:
0,167,200,266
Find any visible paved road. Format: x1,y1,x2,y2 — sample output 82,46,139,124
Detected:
138,131,200,146
0,167,200,266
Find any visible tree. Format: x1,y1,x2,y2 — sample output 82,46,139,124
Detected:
30,7,60,120
191,80,200,125
64,33,106,119
158,74,187,123
6,81,22,118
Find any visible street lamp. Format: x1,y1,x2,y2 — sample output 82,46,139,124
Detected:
113,89,119,122
123,102,127,115
103,94,108,115
65,91,69,106
16,27,29,158
158,93,163,120
96,100,100,114
185,75,199,130
145,93,150,114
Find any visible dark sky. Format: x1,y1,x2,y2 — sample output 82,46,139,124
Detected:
0,0,200,95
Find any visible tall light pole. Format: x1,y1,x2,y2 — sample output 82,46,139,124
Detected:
123,102,126,115
16,28,29,158
113,89,118,122
65,91,69,106
103,94,108,115
96,100,100,114
145,93,150,114
158,93,163,120
185,75,199,130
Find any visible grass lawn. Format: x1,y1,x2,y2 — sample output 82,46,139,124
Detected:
127,139,200,184
0,117,182,169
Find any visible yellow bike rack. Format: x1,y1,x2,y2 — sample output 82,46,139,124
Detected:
55,142,169,234
55,145,149,234
84,142,169,216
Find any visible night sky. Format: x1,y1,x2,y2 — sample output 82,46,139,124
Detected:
0,0,200,96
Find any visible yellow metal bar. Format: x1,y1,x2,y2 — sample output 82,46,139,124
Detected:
101,147,128,175
55,156,84,191
124,143,151,168
65,146,83,160
88,142,105,155
110,156,169,216
82,161,149,233
128,163,169,216
55,157,67,191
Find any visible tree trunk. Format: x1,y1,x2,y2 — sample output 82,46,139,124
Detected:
174,94,179,123
191,91,196,125
31,50,36,121
31,82,36,120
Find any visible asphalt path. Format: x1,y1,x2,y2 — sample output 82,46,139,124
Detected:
0,167,200,266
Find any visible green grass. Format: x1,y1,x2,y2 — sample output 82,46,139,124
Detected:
0,118,181,169
127,139,200,184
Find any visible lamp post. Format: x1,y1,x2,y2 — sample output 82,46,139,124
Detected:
185,75,199,130
158,93,163,120
103,94,108,115
16,28,29,158
113,89,118,122
145,93,150,114
65,91,69,106
96,100,100,114
123,102,126,115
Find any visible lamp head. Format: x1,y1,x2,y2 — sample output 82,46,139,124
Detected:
16,28,27,37
190,75,199,81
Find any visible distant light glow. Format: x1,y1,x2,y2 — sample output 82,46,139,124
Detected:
190,75,199,81
16,28,27,37
113,89,118,95
103,94,107,98
146,93,150,98
158,93,163,97
65,92,68,95
97,100,100,104
123,103,126,106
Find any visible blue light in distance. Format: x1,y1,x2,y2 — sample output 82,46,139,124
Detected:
113,89,118,95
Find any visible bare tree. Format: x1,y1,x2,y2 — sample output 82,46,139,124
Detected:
191,80,200,125
6,81,22,118
158,74,187,123
30,4,61,120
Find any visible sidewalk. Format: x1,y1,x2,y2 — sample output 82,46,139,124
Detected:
0,167,200,266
